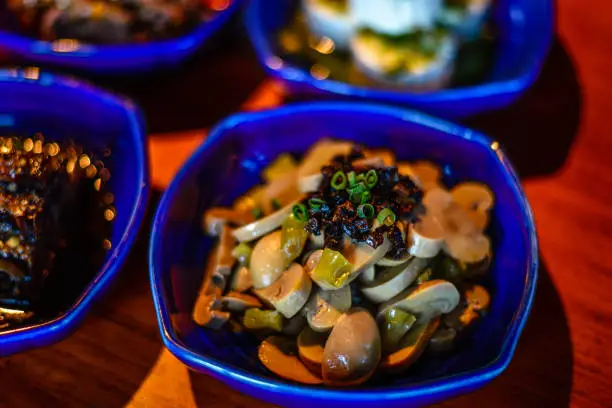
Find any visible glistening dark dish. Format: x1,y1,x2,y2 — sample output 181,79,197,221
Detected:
196,140,495,386
0,135,113,331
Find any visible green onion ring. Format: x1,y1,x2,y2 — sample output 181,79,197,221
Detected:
331,171,347,190
358,204,375,219
377,208,396,226
292,203,309,222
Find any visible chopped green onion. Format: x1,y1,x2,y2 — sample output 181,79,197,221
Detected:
281,213,309,263
365,170,378,189
357,204,375,219
271,198,282,211
348,182,367,204
347,171,357,187
348,182,366,195
308,197,326,210
243,309,284,332
356,173,366,183
292,203,308,222
231,242,252,264
377,208,397,226
331,171,347,190
361,190,372,204
252,207,263,220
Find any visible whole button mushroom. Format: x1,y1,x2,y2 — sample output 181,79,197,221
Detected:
322,308,381,386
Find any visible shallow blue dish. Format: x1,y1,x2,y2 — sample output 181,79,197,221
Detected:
0,1,243,74
245,0,554,118
0,69,149,356
149,102,538,407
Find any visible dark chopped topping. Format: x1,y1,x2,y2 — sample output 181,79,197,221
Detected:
298,145,424,250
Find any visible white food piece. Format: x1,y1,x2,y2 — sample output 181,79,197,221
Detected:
342,238,392,286
254,263,313,318
379,280,461,322
221,292,262,312
232,200,298,242
249,231,290,289
214,225,236,278
360,264,376,284
451,182,495,213
297,139,354,178
440,0,492,40
376,252,412,267
361,257,428,303
444,232,491,263
298,173,323,193
192,294,230,329
304,249,324,275
303,0,352,50
423,187,454,213
258,336,323,385
230,265,253,292
350,0,443,35
304,285,352,332
309,233,325,249
203,208,253,236
409,214,445,258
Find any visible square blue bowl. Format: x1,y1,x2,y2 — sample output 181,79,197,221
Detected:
0,69,149,356
149,102,538,407
245,0,554,118
0,1,243,74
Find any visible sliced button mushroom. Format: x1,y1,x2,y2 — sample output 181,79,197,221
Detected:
422,187,454,213
363,148,395,167
379,280,461,323
220,292,262,312
304,285,352,332
0,260,25,282
361,257,429,303
409,214,445,258
429,326,457,353
380,318,440,373
192,294,230,329
451,182,494,213
309,233,325,249
322,308,381,386
258,336,323,385
360,264,376,284
411,161,442,191
443,232,491,264
203,207,254,236
298,327,327,375
283,314,307,336
376,252,413,267
254,263,312,319
232,200,300,243
298,173,323,193
304,249,323,275
249,230,290,289
230,265,253,292
352,156,387,169
396,162,423,188
214,225,236,278
297,140,354,178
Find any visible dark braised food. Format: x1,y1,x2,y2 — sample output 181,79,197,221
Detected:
0,135,113,331
6,0,211,44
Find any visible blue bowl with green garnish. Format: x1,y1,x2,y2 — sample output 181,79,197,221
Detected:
149,102,538,407
245,0,554,118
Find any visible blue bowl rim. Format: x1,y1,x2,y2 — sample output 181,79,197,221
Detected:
244,0,555,103
0,0,243,65
149,101,539,401
0,69,150,348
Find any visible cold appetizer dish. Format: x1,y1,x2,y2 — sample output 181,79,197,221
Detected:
278,0,495,89
0,135,113,331
195,140,494,386
5,0,232,44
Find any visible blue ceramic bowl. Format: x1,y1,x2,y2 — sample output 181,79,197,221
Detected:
245,0,554,118
150,102,538,407
0,69,149,355
0,1,243,74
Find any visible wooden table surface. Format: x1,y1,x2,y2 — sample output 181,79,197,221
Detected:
1,1,611,407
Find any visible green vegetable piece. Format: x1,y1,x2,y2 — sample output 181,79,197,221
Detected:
253,207,264,220
271,198,282,211
379,308,417,352
292,203,309,222
243,309,284,332
416,268,433,285
281,213,309,263
377,208,397,226
347,171,357,187
231,243,252,265
365,170,378,189
308,197,326,210
331,171,347,190
357,204,375,219
310,248,354,289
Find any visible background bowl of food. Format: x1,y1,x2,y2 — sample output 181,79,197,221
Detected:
245,0,554,118
0,69,149,355
149,101,538,407
0,0,243,73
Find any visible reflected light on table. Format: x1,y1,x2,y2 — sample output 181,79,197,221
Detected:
52,39,81,53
